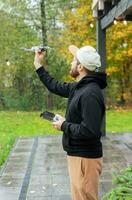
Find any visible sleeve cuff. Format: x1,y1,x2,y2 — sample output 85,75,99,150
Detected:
61,121,67,131
36,66,45,74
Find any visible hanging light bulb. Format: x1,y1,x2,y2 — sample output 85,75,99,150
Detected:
123,20,127,25
6,60,10,66
114,19,117,25
90,23,94,28
122,43,128,48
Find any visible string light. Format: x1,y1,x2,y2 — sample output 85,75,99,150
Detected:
123,20,127,25
90,23,94,28
6,60,10,66
114,19,117,25
122,43,127,48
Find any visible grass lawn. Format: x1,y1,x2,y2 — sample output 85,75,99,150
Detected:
106,109,132,133
0,110,132,167
0,111,61,167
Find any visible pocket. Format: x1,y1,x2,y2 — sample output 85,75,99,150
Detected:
97,157,103,175
80,158,85,177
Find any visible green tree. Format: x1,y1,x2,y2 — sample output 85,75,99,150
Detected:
0,0,71,110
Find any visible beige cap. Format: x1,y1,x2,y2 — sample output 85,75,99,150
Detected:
69,45,101,71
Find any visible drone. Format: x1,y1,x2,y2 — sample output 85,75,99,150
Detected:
21,45,50,52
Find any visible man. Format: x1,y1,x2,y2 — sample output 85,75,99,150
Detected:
34,45,107,200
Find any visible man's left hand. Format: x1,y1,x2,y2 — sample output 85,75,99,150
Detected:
52,114,65,131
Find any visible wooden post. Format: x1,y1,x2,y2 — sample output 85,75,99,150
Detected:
96,11,106,136
96,11,106,72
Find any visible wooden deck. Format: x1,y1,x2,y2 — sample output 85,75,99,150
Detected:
0,133,132,200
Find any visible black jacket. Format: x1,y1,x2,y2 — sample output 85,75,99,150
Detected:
36,66,107,158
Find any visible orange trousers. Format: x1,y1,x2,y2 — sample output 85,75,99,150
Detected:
67,156,103,200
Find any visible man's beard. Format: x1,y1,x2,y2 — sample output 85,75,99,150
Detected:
70,66,79,78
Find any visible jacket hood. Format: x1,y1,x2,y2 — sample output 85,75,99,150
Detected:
76,72,107,89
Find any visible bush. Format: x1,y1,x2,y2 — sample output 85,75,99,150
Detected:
103,167,132,200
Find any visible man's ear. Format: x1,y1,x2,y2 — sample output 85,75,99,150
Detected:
77,64,84,71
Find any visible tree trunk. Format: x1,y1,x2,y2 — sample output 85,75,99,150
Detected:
40,0,53,109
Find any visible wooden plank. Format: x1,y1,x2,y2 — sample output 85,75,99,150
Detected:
115,0,128,17
101,0,132,29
